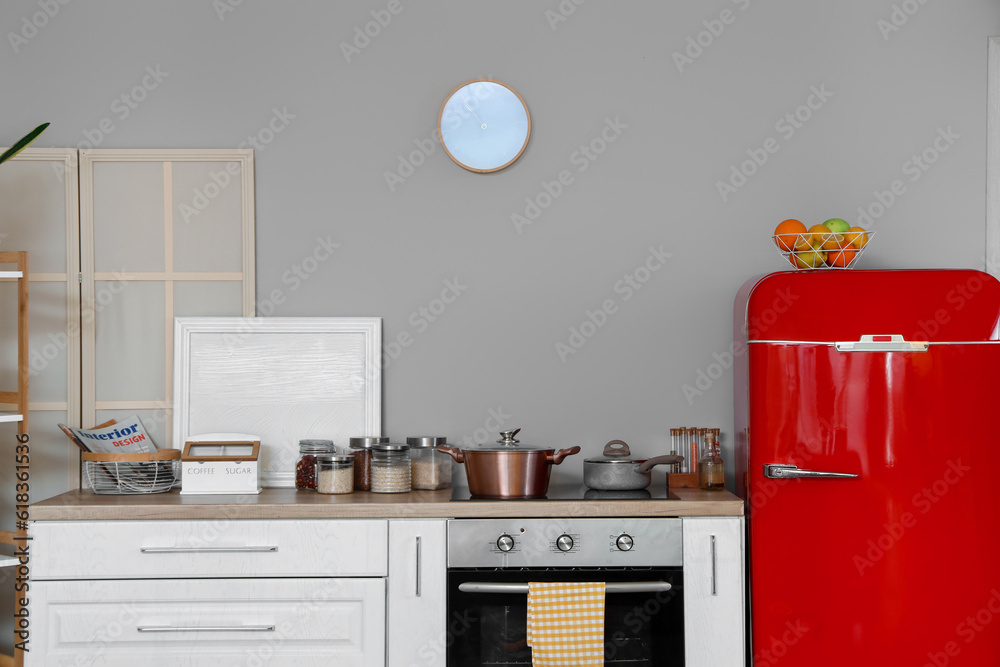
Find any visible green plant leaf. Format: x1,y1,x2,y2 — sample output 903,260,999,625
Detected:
0,122,50,165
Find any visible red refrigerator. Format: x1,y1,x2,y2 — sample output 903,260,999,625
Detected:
734,269,1000,666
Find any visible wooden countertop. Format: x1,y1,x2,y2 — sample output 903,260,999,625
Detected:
30,486,744,521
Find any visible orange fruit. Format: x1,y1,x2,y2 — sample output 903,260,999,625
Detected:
773,219,807,251
793,232,813,250
844,226,869,249
821,233,847,251
827,247,857,268
807,224,832,249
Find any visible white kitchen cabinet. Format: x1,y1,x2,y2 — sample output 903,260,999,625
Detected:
387,519,447,667
30,519,387,579
683,517,746,667
30,577,385,666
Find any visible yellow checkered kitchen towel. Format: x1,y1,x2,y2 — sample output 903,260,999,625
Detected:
526,582,606,666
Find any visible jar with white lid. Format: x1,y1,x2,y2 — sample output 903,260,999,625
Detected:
371,443,411,493
406,436,452,490
316,454,355,495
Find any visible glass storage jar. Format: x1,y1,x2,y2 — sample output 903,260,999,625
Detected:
371,443,411,493
296,439,335,490
316,454,355,495
406,436,452,490
349,436,389,491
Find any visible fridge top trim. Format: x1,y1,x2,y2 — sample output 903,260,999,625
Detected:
750,340,1000,346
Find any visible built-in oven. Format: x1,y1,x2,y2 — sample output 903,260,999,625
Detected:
447,517,684,667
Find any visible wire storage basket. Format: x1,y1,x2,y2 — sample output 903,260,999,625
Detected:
82,450,181,494
773,230,875,270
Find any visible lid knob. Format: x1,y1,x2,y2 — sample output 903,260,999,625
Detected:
603,440,631,457
497,428,521,444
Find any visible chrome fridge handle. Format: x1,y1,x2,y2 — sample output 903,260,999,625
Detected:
764,464,858,480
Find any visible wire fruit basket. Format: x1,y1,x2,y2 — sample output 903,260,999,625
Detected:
772,230,875,270
82,450,181,494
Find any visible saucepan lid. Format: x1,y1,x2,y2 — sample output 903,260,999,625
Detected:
470,428,554,452
585,440,643,464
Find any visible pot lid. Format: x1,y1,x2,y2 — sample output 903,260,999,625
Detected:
584,440,644,464
468,428,554,452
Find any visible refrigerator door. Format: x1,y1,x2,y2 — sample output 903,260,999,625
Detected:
748,340,1000,665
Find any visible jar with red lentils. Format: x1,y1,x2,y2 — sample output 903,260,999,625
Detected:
349,437,388,491
295,439,335,490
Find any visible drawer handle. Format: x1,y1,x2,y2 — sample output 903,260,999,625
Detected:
137,625,276,633
140,546,278,554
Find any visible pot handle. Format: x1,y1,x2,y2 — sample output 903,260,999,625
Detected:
603,440,631,457
436,444,465,464
548,446,581,465
636,454,684,474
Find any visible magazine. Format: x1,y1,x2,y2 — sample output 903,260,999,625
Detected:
66,415,156,454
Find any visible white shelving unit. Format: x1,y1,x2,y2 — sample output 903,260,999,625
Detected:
1,251,28,667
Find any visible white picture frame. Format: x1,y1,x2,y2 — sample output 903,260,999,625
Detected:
172,317,382,487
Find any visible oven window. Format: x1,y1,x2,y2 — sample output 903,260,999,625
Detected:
447,568,684,667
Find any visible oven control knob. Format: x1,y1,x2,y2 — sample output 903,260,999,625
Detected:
497,534,515,552
556,534,574,552
616,534,634,551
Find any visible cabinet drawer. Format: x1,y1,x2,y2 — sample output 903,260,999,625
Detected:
28,578,385,667
29,519,387,579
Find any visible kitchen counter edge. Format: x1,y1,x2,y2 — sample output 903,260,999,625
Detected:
29,487,744,521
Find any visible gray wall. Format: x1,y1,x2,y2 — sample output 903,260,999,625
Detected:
3,0,999,491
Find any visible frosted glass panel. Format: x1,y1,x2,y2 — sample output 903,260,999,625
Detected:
174,281,243,317
95,282,166,401
0,158,68,273
172,161,244,273
0,282,14,392
26,281,70,403
93,161,165,273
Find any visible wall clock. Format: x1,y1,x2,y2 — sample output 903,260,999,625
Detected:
438,79,531,173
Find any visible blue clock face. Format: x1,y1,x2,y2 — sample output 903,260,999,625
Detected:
438,80,530,173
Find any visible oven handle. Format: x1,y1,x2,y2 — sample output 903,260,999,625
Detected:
457,581,671,594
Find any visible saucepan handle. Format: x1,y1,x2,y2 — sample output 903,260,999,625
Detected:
548,446,581,465
436,445,465,464
636,454,685,474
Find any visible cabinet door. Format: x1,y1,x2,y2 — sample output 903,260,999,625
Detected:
387,519,446,667
683,517,745,667
27,577,384,667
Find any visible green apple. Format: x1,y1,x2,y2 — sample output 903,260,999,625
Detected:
823,218,850,234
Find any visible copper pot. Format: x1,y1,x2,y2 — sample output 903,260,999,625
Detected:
437,428,580,499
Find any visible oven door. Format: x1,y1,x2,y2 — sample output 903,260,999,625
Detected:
447,568,684,667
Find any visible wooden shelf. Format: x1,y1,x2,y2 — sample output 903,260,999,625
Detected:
0,412,24,423
0,271,23,279
0,557,17,569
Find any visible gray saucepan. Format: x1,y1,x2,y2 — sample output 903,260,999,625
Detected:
583,440,684,491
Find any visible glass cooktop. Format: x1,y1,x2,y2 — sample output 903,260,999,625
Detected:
450,483,680,502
